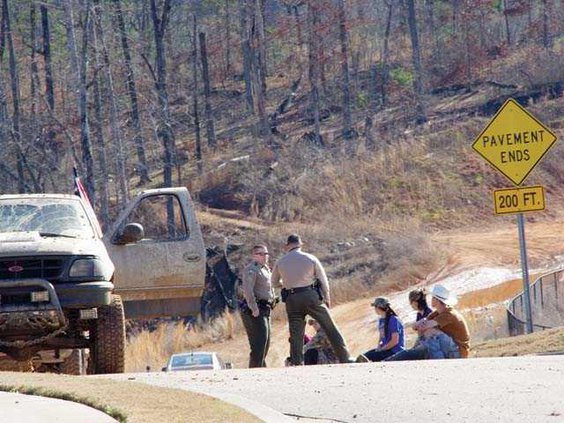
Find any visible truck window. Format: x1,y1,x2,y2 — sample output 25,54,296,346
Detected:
118,194,188,242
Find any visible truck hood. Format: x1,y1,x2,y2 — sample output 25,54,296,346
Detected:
0,232,109,258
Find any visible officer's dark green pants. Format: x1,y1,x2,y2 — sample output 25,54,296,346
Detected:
286,289,350,365
241,307,271,368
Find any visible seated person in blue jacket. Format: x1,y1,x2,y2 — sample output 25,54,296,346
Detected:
357,296,405,362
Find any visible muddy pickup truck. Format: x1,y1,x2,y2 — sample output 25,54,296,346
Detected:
0,187,205,374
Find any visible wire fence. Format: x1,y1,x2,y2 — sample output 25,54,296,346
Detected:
507,268,564,336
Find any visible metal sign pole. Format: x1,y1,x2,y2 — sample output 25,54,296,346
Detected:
517,213,534,333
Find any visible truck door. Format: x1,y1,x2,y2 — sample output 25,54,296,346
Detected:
103,188,206,319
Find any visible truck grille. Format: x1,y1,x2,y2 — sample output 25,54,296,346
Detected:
0,258,64,282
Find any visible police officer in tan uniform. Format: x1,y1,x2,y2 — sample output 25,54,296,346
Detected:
272,234,352,365
240,244,274,368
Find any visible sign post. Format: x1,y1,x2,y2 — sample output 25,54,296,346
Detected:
516,213,533,334
472,98,558,334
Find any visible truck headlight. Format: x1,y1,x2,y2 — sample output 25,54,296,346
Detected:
69,258,108,278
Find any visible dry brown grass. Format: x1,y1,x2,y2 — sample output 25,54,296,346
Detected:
126,313,242,373
0,372,261,423
473,327,564,357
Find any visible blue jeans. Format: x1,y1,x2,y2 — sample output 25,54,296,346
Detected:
384,345,426,361
385,333,460,361
421,333,460,359
364,348,396,362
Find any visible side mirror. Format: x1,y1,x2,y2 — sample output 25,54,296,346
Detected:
225,362,233,369
161,366,168,372
114,223,144,245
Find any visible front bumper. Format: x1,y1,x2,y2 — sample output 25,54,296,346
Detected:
55,281,114,308
0,279,66,340
0,278,114,342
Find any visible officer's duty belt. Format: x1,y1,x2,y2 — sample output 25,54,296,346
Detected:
286,284,315,295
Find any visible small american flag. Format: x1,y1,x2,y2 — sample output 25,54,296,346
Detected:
73,167,92,208
73,167,101,234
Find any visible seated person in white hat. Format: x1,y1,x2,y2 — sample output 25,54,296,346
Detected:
385,284,470,361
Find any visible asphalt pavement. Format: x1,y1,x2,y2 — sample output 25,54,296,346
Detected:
0,391,118,423
107,355,564,423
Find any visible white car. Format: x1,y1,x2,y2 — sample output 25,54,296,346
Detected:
162,352,232,372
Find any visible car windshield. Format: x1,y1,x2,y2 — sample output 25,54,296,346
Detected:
171,353,213,368
0,198,95,239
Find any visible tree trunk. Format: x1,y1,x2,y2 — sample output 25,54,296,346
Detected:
251,0,270,140
63,0,96,202
364,115,375,152
424,0,440,60
503,0,511,45
199,32,217,149
256,0,268,88
114,0,151,184
3,0,26,192
192,15,203,174
381,0,394,108
307,2,322,146
29,4,40,139
452,0,459,35
238,0,254,112
150,0,175,188
292,5,304,76
40,3,59,178
404,0,427,124
40,5,55,112
93,0,128,202
90,38,110,228
337,0,353,141
541,0,550,48
224,0,232,77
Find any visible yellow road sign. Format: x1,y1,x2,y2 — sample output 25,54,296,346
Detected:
472,98,557,185
493,185,545,215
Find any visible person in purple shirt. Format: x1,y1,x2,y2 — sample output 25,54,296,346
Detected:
409,289,432,321
356,297,405,362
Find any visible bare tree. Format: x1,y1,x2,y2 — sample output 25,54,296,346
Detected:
224,0,232,76
404,0,427,124
90,16,110,227
62,0,96,201
381,0,394,108
307,1,322,146
541,0,551,48
250,0,270,140
238,0,254,112
150,0,176,188
40,4,55,112
199,31,217,149
29,4,40,138
337,0,353,141
3,0,26,192
114,0,151,184
93,0,128,202
192,15,203,174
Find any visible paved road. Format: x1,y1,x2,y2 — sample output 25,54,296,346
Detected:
108,356,564,423
0,391,117,423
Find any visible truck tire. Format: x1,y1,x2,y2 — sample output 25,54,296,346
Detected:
90,294,125,374
59,349,86,375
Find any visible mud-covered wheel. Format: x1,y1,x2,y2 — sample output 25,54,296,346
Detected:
90,294,125,374
60,349,86,375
